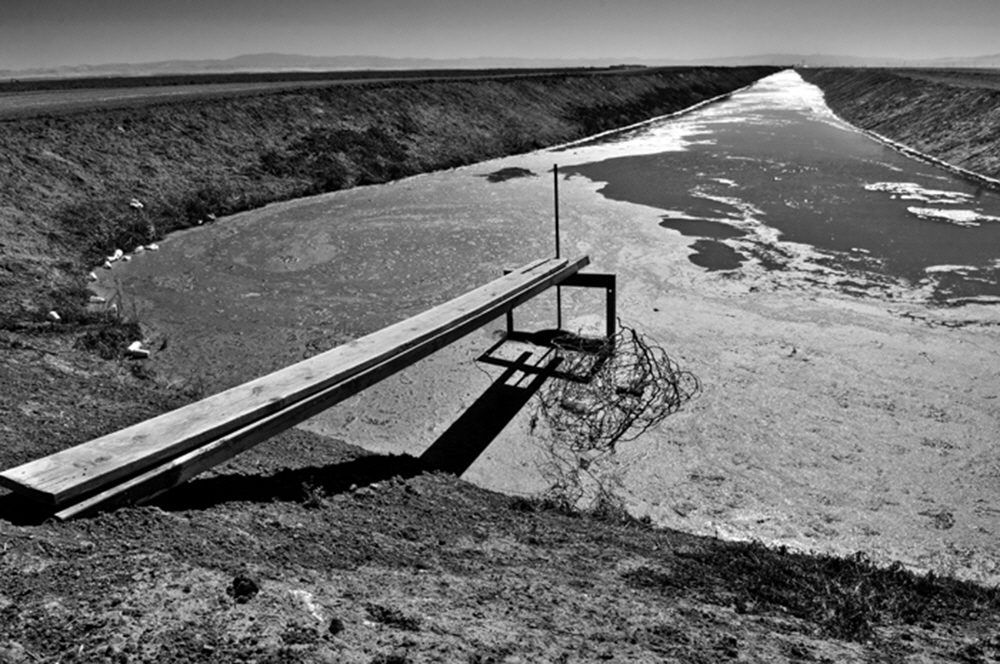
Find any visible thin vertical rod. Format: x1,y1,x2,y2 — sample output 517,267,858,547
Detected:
553,164,561,259
554,164,562,330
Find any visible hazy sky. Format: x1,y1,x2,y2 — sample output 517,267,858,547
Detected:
3,0,999,70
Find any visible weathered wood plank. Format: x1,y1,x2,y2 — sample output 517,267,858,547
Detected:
55,351,404,520
1,255,589,508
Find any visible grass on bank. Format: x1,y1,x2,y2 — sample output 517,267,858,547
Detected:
0,67,779,324
510,495,1000,644
624,542,1000,642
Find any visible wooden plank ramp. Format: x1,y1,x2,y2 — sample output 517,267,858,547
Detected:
0,255,589,517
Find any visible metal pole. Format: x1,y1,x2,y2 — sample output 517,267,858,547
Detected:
554,164,562,330
553,164,561,259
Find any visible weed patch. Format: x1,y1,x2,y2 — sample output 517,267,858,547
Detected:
57,199,154,265
258,126,410,192
624,542,1000,641
75,319,143,360
365,603,421,631
481,167,537,183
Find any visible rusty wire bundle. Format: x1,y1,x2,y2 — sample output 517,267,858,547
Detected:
534,320,701,453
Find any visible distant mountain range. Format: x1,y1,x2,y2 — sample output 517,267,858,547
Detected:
4,52,999,80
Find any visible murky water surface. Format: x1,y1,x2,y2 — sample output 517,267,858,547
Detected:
561,71,1000,302
114,70,1000,366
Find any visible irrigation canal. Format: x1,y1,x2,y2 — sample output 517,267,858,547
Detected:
103,70,1000,583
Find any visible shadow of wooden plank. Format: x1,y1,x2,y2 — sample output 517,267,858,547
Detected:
2,255,588,509
420,351,561,476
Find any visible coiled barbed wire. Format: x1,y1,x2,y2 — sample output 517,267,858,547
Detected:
534,320,701,453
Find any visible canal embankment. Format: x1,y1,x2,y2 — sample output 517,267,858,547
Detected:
3,72,1000,660
89,71,1000,585
0,66,778,322
799,68,1000,183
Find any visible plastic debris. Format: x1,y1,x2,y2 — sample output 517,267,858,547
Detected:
121,255,131,262
206,213,217,221
88,271,98,281
103,261,113,270
145,243,159,251
89,296,106,304
129,198,144,210
47,311,61,322
134,245,145,253
126,341,150,359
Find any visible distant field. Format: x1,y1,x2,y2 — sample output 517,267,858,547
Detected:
0,79,371,118
887,67,1000,91
0,67,654,119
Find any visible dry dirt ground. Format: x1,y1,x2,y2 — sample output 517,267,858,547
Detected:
1,405,999,663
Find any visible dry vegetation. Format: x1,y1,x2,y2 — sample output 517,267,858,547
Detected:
0,66,775,323
799,68,1000,181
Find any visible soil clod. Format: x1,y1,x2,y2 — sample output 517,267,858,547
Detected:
229,575,260,604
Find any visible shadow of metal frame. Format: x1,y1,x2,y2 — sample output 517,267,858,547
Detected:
477,271,616,384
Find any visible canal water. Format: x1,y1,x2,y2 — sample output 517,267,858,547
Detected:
561,70,1000,303
104,70,1000,582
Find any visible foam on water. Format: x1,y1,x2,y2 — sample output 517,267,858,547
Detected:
698,69,847,127
550,70,853,166
864,182,974,204
925,264,979,274
907,207,1000,227
564,70,1000,303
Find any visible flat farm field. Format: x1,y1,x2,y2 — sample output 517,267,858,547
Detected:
0,67,646,118
891,67,1000,90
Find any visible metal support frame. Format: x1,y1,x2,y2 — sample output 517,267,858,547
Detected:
481,271,617,383
502,271,616,343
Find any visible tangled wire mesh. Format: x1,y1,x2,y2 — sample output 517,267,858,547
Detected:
534,320,701,454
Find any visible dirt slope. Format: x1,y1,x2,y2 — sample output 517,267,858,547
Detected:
798,68,1000,181
1,460,998,663
0,66,776,322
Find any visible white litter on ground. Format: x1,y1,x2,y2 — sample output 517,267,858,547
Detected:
126,341,150,359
